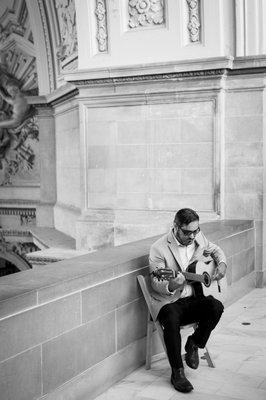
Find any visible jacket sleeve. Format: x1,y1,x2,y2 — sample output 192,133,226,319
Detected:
202,233,227,266
149,243,175,296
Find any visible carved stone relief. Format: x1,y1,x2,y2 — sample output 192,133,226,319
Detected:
186,0,201,43
95,0,108,52
0,207,36,226
0,1,38,94
55,0,78,61
0,1,40,186
0,83,39,186
0,230,33,275
128,0,165,29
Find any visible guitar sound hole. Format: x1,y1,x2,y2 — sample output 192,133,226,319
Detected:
203,272,211,287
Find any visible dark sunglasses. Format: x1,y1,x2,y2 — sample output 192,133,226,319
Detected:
178,226,200,237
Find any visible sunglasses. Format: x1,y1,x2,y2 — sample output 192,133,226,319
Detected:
178,226,200,237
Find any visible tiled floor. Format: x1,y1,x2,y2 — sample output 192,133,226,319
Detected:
95,287,266,400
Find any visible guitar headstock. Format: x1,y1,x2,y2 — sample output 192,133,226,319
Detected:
151,268,174,281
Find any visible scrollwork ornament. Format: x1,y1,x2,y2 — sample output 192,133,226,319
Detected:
186,0,201,42
95,0,108,52
129,0,164,29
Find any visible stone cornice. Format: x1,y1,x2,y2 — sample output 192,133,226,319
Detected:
25,56,266,107
228,67,266,76
64,57,233,86
61,56,266,94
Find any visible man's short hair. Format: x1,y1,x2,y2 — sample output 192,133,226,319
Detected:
174,208,199,226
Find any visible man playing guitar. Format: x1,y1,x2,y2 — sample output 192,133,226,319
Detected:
149,208,227,393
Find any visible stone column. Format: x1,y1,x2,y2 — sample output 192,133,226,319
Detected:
36,106,56,227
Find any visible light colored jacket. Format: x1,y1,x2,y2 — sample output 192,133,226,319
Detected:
149,229,227,319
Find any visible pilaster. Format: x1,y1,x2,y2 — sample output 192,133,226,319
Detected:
36,106,56,227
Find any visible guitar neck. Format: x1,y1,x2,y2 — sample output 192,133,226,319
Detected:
152,268,211,286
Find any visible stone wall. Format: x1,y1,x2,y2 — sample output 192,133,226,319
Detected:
0,220,255,400
57,57,265,286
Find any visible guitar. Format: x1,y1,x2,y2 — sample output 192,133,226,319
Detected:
151,260,227,303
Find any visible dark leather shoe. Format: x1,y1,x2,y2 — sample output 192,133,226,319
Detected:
171,367,193,393
185,336,199,369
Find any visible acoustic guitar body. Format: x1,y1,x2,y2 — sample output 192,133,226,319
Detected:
186,260,227,304
151,259,228,304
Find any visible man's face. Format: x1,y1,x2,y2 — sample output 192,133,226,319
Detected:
174,220,200,246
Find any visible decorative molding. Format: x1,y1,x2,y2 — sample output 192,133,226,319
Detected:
70,68,227,87
55,0,78,62
95,0,108,52
0,229,32,237
50,88,79,106
0,207,36,226
0,207,36,216
26,255,63,265
228,67,266,76
61,54,78,71
0,199,39,205
37,0,56,91
186,0,201,43
128,0,165,29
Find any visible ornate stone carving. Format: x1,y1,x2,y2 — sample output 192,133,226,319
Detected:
95,0,108,52
1,229,32,237
0,1,38,94
128,0,165,28
70,68,227,87
0,230,32,272
55,0,78,61
186,0,201,42
5,241,39,257
0,111,39,186
0,21,25,44
26,255,63,265
20,212,36,226
0,207,36,217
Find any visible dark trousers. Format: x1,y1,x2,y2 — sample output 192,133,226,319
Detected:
158,295,224,369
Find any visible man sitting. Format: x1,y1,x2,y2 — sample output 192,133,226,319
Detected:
149,208,227,393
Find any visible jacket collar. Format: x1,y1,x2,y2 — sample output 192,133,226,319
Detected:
167,229,203,267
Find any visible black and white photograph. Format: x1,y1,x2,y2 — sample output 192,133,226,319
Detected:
0,1,265,399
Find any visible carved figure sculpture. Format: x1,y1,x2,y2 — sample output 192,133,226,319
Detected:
0,111,11,169
56,0,78,60
0,81,32,130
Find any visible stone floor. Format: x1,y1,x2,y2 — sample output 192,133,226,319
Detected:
95,287,266,400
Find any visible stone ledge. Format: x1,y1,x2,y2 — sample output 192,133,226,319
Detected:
0,219,254,318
